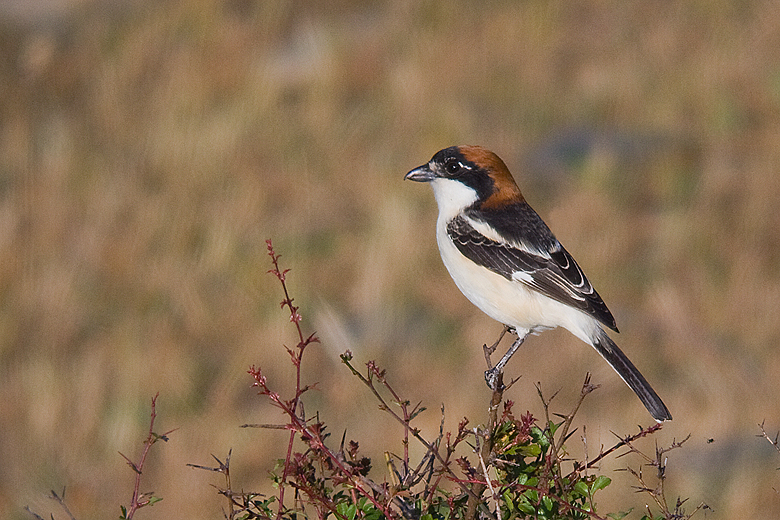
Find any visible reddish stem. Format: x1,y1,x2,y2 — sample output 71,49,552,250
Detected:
264,240,393,519
121,393,174,519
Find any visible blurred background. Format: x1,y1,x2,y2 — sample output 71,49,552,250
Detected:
2,0,780,518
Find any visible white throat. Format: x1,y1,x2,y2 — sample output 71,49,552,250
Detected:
429,177,479,222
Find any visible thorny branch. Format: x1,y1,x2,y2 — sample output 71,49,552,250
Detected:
118,393,175,519
341,353,496,520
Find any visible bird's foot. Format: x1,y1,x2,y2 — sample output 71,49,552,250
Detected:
484,366,504,392
484,331,527,392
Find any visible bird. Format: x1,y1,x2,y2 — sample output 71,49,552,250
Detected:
405,145,671,422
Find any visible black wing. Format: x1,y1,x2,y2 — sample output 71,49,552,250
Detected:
447,214,618,332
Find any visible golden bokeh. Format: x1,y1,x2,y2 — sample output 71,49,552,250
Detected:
3,1,780,518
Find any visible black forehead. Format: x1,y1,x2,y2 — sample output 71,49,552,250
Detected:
431,147,474,168
430,147,495,199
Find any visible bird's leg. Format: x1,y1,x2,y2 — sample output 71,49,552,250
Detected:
483,325,512,367
484,331,528,391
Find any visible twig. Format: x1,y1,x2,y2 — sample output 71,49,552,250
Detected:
264,239,321,519
475,430,498,510
556,374,599,456
342,353,497,520
119,393,173,519
759,420,780,455
187,451,239,518
566,423,662,480
483,325,511,366
619,434,706,519
48,490,77,520
24,488,77,520
259,241,396,519
465,372,505,520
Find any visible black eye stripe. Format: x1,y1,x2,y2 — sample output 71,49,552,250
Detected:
430,147,475,177
443,157,470,175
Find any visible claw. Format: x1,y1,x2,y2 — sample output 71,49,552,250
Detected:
484,367,504,391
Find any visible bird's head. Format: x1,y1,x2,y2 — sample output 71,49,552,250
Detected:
405,146,524,213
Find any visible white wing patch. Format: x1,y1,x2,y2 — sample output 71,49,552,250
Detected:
463,214,552,258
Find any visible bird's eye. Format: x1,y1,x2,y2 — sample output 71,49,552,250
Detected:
444,158,462,175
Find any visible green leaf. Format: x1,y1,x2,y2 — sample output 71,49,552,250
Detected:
364,508,383,520
518,443,542,457
516,495,536,515
573,480,589,497
503,488,518,508
530,426,551,450
336,502,357,520
147,495,163,506
591,475,612,492
358,497,383,520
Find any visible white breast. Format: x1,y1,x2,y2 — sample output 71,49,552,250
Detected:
434,215,598,345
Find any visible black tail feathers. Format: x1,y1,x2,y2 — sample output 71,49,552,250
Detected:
592,331,672,422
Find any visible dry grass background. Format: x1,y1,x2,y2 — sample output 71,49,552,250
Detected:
2,0,780,518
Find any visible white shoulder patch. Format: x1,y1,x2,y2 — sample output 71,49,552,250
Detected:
466,215,551,259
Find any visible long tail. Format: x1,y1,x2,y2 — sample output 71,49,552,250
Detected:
591,330,672,422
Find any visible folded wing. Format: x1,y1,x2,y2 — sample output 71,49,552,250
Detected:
447,214,618,332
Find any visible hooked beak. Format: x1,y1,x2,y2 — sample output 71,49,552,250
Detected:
404,163,436,182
